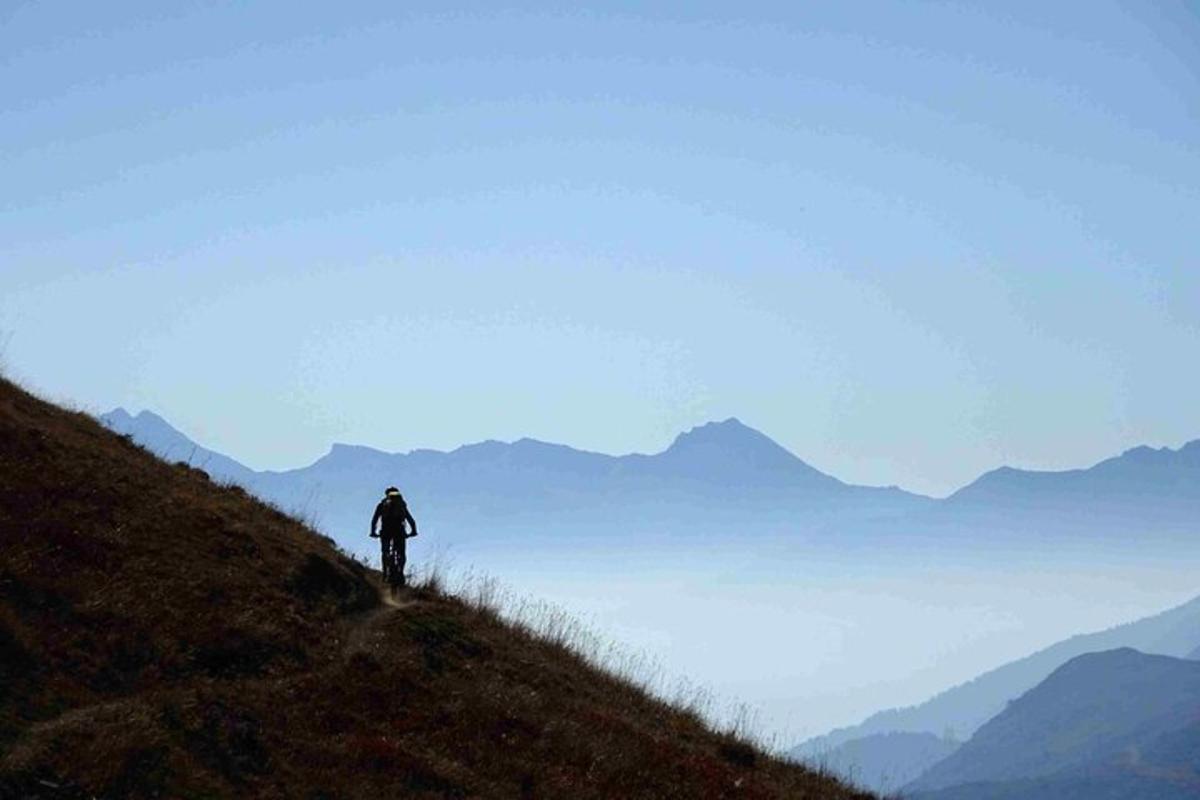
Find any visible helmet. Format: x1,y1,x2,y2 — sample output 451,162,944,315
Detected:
385,486,401,496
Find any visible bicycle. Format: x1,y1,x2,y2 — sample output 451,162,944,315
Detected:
379,531,417,590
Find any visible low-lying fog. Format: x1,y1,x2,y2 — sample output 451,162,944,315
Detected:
402,539,1200,742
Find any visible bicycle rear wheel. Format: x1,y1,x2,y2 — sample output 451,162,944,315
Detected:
385,550,404,589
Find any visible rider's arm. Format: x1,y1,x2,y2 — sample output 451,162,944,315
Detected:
405,508,417,536
370,503,383,537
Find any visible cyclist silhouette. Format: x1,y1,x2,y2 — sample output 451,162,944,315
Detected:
370,486,417,587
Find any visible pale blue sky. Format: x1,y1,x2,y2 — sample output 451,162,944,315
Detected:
2,1,1198,495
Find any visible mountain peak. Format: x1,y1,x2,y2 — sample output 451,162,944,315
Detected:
660,417,841,487
318,442,393,468
101,407,183,437
329,442,385,456
100,407,171,434
667,417,767,450
103,406,133,423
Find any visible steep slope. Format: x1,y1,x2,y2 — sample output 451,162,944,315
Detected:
792,594,1200,757
2,378,870,799
907,649,1200,799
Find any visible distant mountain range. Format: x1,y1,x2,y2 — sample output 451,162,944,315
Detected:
791,594,1200,792
948,441,1200,512
922,439,1200,542
907,648,1200,799
99,408,1200,558
99,411,931,551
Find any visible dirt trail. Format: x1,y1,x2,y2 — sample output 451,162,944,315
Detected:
380,590,418,610
343,581,420,657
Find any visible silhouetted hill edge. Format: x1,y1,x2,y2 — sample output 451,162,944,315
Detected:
3,378,873,799
792,594,1200,757
907,648,1200,798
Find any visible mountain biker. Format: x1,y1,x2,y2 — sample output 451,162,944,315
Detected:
370,486,418,587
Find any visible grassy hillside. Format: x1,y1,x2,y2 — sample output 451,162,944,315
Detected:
0,377,871,799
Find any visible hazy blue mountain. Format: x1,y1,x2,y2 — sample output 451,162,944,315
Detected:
921,440,1200,543
792,594,1200,762
101,408,1200,558
99,412,931,551
907,648,1200,799
1189,643,1200,660
949,441,1200,510
101,409,257,485
814,438,1200,562
802,731,960,795
626,418,846,490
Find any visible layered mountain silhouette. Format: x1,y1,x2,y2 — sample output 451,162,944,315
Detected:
0,377,872,799
100,409,257,484
924,440,1200,541
791,594,1200,790
100,411,931,552
100,408,1200,557
949,442,1200,511
906,648,1200,799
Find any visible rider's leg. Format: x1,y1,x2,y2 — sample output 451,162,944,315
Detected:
380,534,392,579
396,538,407,587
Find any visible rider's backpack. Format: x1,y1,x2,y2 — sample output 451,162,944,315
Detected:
381,494,409,530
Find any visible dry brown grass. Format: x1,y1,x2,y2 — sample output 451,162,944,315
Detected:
0,377,873,799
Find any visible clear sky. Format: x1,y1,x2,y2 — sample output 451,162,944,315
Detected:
3,1,1198,496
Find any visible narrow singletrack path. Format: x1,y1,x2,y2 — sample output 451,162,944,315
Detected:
342,578,421,657
380,590,419,611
